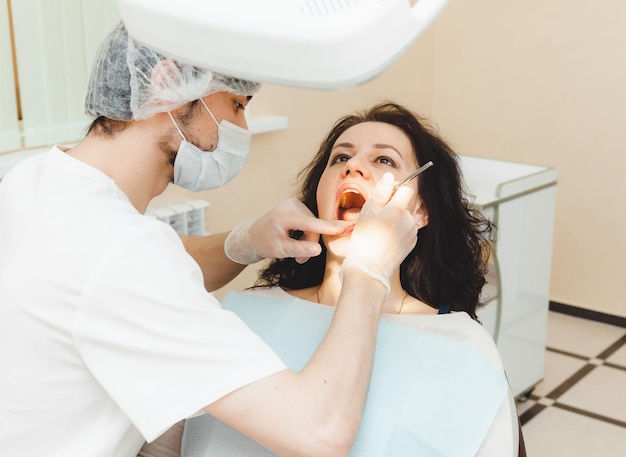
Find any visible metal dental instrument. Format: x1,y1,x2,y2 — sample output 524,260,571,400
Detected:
391,161,434,197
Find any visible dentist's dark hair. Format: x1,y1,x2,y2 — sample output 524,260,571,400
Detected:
256,102,494,319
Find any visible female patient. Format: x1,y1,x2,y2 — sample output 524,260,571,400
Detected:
181,102,524,456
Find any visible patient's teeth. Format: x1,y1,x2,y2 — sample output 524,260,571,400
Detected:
340,193,349,208
339,189,359,208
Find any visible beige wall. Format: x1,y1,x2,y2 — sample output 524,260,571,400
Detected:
153,0,625,318
429,0,626,317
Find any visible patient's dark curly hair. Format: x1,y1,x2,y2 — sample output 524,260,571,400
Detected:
256,102,494,319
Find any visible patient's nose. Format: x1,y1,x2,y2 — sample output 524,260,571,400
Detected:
342,157,370,180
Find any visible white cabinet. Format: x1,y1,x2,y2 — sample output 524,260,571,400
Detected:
460,156,558,399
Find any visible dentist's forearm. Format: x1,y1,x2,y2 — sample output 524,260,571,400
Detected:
205,269,387,457
181,232,246,292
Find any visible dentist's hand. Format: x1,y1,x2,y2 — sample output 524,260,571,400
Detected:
225,198,353,265
339,173,418,294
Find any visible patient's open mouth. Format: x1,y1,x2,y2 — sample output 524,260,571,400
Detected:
338,189,366,221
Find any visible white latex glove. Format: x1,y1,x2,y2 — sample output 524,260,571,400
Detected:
225,198,353,265
339,172,418,295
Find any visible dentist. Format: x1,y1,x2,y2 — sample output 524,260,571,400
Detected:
0,22,418,457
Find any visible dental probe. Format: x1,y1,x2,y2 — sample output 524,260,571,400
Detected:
389,161,434,199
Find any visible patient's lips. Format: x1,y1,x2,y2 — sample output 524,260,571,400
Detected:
338,189,365,222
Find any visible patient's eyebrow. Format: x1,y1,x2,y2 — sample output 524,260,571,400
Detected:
373,143,401,155
332,142,355,150
331,142,405,160
332,142,400,153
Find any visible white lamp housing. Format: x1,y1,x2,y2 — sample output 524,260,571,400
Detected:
115,0,448,90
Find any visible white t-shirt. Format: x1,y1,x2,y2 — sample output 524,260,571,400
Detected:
0,147,286,457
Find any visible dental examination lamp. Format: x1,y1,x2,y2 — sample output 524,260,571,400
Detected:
115,0,448,90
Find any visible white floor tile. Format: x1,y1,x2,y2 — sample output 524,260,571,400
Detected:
545,312,626,358
537,397,555,407
532,350,587,397
606,343,626,368
522,407,626,457
557,365,626,423
515,398,536,416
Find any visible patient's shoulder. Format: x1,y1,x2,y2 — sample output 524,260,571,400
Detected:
387,312,505,374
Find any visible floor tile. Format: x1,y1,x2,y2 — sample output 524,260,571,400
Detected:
531,350,587,398
537,397,555,407
522,407,626,457
515,398,536,416
606,343,626,368
557,365,626,423
545,312,626,358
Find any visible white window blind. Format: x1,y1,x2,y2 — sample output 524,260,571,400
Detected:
0,0,120,155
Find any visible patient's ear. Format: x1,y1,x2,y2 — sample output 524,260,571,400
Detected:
414,199,429,228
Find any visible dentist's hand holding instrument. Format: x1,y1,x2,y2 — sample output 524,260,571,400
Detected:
339,172,419,295
337,162,434,293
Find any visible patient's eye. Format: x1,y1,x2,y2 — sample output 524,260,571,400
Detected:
330,153,351,165
376,156,396,167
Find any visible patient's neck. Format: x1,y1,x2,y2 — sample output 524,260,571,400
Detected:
288,261,407,314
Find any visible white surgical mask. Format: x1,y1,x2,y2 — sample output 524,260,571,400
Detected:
169,99,251,191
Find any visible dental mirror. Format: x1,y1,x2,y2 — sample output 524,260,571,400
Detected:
392,160,434,195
